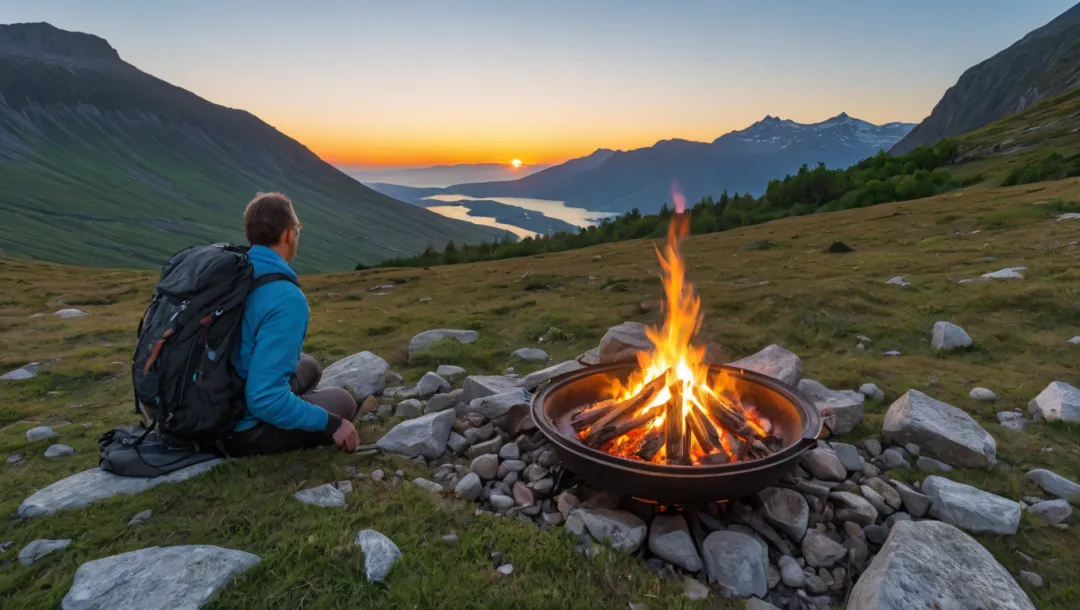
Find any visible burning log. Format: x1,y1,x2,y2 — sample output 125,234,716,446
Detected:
700,451,731,465
664,386,690,465
570,399,616,429
726,434,749,461
686,406,722,455
635,427,665,461
703,394,756,439
584,410,655,448
573,373,668,433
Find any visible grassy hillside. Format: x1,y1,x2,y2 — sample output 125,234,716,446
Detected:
0,23,506,274
1,177,1079,608
952,86,1080,184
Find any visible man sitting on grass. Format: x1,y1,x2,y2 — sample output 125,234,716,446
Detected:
224,192,360,455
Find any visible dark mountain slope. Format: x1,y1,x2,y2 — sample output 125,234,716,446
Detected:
0,23,506,273
891,3,1080,155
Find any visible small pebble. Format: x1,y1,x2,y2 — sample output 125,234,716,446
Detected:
127,510,152,526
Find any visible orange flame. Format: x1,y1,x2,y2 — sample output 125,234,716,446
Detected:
582,201,771,464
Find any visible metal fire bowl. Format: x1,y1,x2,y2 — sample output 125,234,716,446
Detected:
531,362,822,505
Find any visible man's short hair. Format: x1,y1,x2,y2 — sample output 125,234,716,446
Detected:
244,192,297,246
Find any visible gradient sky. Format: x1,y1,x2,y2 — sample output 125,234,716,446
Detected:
2,1,1076,167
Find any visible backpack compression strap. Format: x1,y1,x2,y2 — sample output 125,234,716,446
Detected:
250,272,299,292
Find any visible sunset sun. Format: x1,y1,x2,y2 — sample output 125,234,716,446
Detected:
511,158,523,168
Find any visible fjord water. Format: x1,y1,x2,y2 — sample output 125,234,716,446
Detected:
424,204,536,239
426,194,617,228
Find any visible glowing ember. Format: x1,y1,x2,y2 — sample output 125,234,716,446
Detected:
573,205,777,465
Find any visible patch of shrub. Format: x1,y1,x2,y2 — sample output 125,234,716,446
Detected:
1000,152,1080,186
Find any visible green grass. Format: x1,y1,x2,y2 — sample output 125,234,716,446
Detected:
952,86,1080,186
2,179,1080,608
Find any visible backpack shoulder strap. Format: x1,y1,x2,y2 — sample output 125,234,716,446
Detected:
250,272,299,293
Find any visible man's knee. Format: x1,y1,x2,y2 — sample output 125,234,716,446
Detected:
308,387,357,420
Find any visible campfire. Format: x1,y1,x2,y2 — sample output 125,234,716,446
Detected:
570,210,782,466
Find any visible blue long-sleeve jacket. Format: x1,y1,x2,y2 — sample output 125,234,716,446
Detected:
232,245,329,433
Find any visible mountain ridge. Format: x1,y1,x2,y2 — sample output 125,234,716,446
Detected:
891,2,1080,154
0,22,507,273
439,116,912,214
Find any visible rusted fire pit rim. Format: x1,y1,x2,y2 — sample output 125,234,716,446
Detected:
531,361,823,476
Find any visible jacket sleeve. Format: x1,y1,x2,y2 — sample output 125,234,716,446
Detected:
243,287,330,432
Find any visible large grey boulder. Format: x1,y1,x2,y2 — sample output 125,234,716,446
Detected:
354,530,401,583
61,545,260,610
597,322,652,363
802,530,847,568
394,399,423,418
19,538,71,565
19,461,223,519
882,390,996,468
578,508,647,553
701,530,767,598
45,444,76,459
55,308,89,318
26,425,58,442
454,473,483,501
295,484,346,508
829,491,879,526
981,267,1026,280
847,520,1034,610
758,487,808,541
414,372,450,399
424,389,460,414
1028,499,1072,523
375,409,455,459
408,329,478,363
931,321,973,351
1026,469,1080,505
647,515,703,572
1028,381,1080,423
511,348,548,362
435,364,466,382
859,383,885,402
800,448,846,481
728,345,802,386
518,360,585,391
316,351,389,399
922,476,1022,535
798,379,865,435
460,387,531,421
2,362,42,381
890,480,931,518
461,375,519,403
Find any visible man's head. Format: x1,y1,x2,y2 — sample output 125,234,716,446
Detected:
244,192,301,262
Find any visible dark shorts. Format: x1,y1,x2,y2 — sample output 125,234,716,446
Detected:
224,354,357,457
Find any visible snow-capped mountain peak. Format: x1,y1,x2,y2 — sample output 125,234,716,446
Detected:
715,113,915,152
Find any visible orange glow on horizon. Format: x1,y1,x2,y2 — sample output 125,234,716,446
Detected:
281,116,759,169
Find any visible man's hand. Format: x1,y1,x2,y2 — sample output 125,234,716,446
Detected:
332,418,360,453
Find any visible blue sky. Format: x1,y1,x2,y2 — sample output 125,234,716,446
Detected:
2,1,1075,166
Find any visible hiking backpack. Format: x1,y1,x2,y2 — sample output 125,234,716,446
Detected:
130,243,296,448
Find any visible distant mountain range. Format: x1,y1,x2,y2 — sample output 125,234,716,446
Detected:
892,2,1080,154
341,162,551,188
372,116,913,215
0,23,506,273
